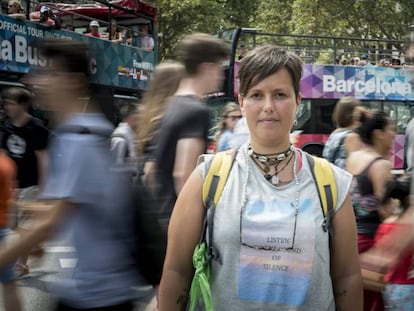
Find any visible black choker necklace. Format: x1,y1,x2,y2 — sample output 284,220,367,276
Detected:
248,144,295,185
247,144,293,163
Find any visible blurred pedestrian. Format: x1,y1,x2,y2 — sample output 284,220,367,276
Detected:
1,86,48,278
375,179,414,310
346,110,395,310
111,103,138,171
215,102,242,152
146,34,228,291
159,44,362,311
322,96,363,169
358,34,414,305
0,38,152,310
151,32,228,205
228,116,249,150
0,150,22,311
136,61,184,188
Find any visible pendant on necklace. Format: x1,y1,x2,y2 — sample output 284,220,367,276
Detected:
271,175,279,185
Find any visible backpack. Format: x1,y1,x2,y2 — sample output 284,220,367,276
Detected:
133,149,338,286
188,150,338,311
131,174,173,286
203,150,338,238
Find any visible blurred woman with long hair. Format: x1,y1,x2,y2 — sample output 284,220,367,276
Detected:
136,61,184,185
215,102,242,152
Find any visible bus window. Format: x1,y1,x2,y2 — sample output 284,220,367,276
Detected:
383,102,413,134
364,101,383,111
294,100,311,130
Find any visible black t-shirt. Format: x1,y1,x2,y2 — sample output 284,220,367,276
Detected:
151,95,210,215
1,117,49,188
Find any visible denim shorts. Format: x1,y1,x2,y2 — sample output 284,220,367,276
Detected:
0,228,16,283
383,283,414,311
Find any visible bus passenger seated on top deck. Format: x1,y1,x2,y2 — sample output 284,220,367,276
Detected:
7,0,25,20
30,6,61,29
138,25,154,51
102,18,122,43
85,20,102,38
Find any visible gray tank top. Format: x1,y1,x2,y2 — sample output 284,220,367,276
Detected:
200,144,352,311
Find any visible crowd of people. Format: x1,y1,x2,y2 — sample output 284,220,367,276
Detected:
321,95,414,310
0,26,413,311
1,0,154,50
337,53,408,68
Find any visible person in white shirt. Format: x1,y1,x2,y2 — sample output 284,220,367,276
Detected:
139,25,154,51
111,104,138,169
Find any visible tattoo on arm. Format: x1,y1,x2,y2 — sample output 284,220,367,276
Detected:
176,291,189,311
334,289,348,297
334,289,348,310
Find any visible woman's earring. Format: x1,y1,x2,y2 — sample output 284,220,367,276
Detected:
293,119,298,126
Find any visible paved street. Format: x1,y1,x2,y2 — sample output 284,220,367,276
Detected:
0,230,76,311
0,230,157,311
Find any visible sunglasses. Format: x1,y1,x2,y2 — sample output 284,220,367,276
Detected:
226,115,242,121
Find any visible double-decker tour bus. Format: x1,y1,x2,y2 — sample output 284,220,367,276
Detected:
0,0,157,124
212,27,414,168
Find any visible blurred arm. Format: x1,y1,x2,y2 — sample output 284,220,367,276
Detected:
158,169,204,311
8,14,26,20
173,137,205,195
143,160,156,188
331,195,363,310
35,149,48,188
0,199,72,268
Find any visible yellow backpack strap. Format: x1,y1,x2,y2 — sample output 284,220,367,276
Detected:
198,150,236,263
202,150,235,208
306,153,337,236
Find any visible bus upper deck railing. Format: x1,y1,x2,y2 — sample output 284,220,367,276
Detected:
2,0,156,51
0,14,156,91
223,28,411,66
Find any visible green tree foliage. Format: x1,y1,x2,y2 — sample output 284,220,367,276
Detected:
250,0,294,34
288,0,413,41
151,0,412,61
154,0,258,60
249,0,413,63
